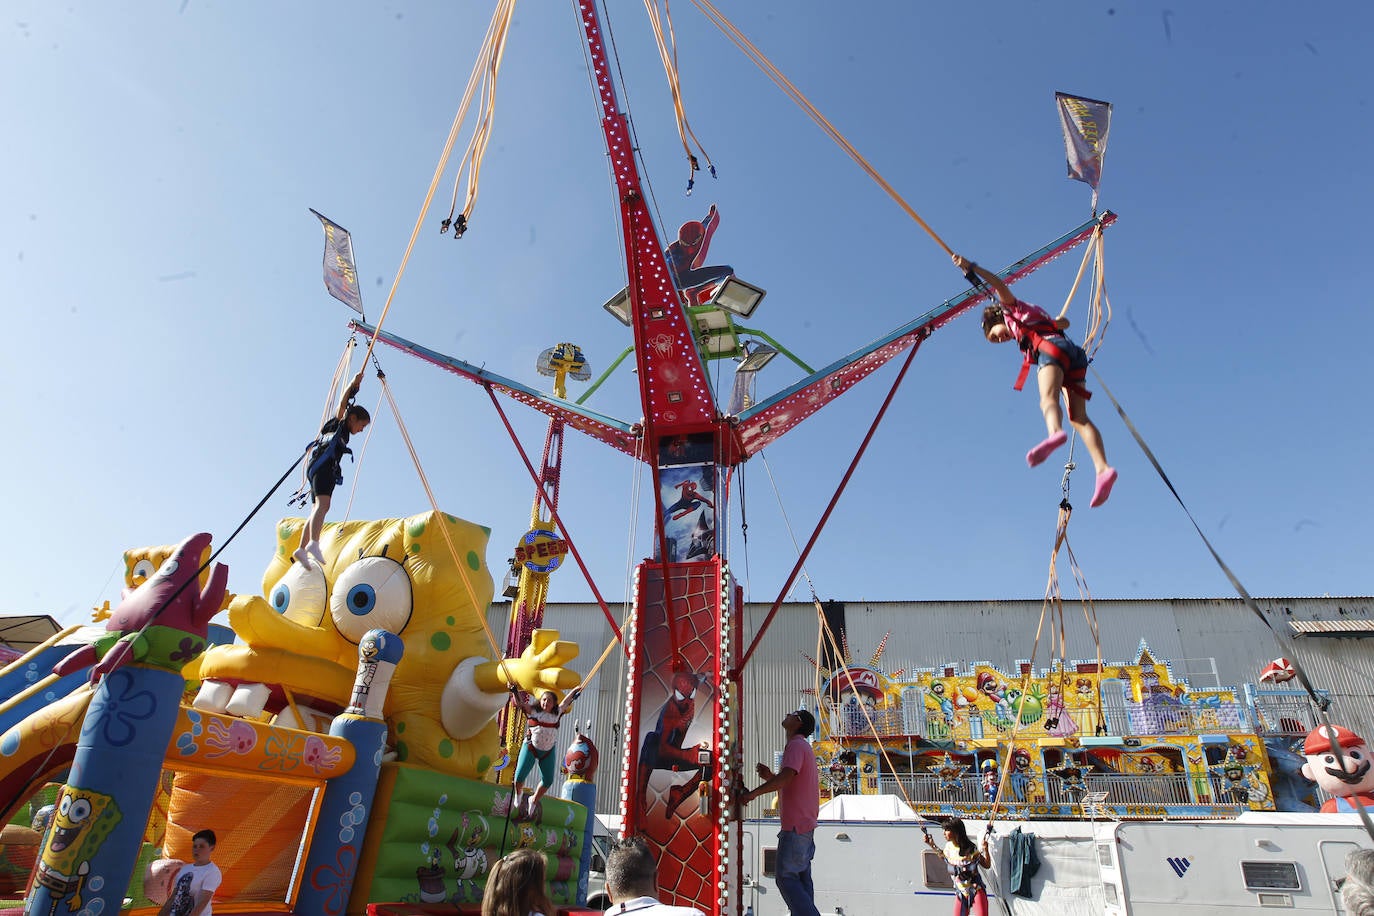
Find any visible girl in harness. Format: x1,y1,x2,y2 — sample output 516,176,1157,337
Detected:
510,687,580,819
293,368,369,568
924,816,992,916
952,253,1117,507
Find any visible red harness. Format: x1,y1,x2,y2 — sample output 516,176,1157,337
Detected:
1013,322,1091,420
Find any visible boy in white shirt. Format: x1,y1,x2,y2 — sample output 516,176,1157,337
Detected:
159,829,222,916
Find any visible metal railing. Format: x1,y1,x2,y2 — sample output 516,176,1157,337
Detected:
875,771,1203,808
1251,696,1321,737
828,702,1257,741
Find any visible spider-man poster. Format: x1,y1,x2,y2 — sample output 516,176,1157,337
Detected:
657,464,717,562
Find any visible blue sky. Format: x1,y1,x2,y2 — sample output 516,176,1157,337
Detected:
4,2,1370,629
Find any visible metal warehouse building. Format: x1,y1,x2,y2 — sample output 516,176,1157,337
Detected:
493,596,1374,815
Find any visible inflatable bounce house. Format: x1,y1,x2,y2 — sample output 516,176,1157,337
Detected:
0,512,598,915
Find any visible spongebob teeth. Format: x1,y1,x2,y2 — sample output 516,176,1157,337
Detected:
226,683,271,718
192,679,234,713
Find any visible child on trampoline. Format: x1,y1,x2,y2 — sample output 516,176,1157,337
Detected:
294,368,369,568
953,253,1117,507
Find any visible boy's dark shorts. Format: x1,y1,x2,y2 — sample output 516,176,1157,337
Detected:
309,468,338,501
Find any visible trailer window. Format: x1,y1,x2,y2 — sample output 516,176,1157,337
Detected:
922,851,954,889
762,847,777,879
1240,860,1301,891
1096,843,1113,867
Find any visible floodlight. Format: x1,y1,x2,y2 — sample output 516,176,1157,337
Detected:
738,341,778,373
707,276,767,319
603,286,632,326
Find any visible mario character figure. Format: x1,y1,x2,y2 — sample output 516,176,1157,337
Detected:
981,759,999,803
1301,724,1374,813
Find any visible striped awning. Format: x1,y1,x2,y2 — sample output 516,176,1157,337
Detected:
1289,619,1374,637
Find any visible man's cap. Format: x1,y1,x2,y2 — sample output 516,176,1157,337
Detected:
793,708,816,737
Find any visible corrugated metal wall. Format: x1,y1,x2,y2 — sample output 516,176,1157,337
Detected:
494,596,1374,815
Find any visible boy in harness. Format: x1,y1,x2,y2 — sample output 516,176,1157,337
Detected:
953,253,1117,507
294,368,369,568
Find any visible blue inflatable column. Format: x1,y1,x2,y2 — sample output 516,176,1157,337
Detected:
560,725,601,908
297,629,403,916
26,666,185,916
562,778,598,907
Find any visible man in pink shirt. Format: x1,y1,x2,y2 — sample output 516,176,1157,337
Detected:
740,709,820,916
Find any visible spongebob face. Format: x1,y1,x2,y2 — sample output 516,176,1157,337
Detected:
193,512,490,717
39,787,122,880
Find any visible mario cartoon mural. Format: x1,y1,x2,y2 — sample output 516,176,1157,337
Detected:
1301,724,1374,814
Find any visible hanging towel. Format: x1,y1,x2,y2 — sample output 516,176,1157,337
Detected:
1007,826,1041,898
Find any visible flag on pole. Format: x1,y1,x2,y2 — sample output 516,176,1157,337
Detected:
1055,92,1112,191
310,208,364,315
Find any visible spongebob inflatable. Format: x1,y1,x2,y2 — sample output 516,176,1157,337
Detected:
188,510,580,780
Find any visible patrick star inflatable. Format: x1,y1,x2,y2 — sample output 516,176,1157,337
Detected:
54,532,228,681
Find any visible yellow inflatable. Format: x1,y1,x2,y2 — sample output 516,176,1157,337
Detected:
187,510,580,779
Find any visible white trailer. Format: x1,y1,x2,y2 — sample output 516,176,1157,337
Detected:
1101,812,1371,914
738,807,1371,916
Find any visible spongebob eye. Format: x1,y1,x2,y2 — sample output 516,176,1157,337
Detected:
267,563,328,627
130,559,157,583
157,559,180,579
58,796,71,817
330,556,413,643
68,798,92,823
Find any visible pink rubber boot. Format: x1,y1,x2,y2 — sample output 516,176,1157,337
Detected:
1026,430,1068,467
1090,468,1118,508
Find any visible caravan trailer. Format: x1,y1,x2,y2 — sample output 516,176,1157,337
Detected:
738,807,1370,915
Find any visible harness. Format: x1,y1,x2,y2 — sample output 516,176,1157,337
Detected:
1010,312,1091,417
288,421,353,508
306,421,353,484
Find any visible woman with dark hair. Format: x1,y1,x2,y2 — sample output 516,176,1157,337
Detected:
923,817,992,916
481,848,553,916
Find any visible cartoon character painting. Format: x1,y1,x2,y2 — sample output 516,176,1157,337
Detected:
1043,682,1078,737
1008,748,1034,802
637,671,712,816
34,787,122,909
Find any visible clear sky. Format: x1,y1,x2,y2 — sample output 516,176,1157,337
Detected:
3,2,1370,630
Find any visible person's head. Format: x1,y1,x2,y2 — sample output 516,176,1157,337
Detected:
784,708,815,738
981,304,1012,343
605,837,659,903
481,848,552,916
345,404,371,434
191,829,216,866
1341,848,1374,915
941,817,976,857
538,689,558,712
